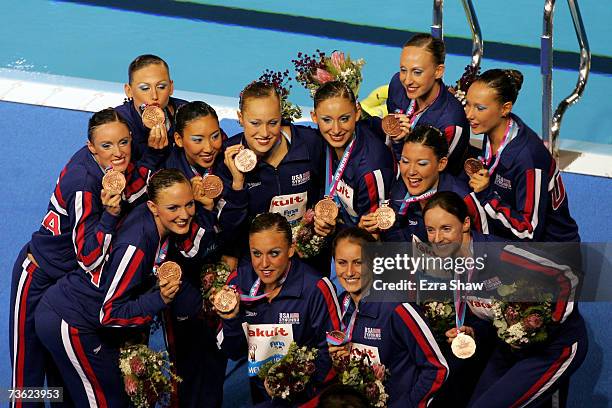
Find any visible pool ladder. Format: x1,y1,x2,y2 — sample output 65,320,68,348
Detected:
541,0,591,161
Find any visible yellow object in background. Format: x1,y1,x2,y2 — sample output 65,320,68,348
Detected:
359,85,389,118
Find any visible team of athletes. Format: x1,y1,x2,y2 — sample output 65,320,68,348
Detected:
9,32,586,408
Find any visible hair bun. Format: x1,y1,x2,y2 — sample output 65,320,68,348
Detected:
504,69,523,92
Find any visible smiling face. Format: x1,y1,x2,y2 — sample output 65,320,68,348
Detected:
124,63,174,110
399,142,447,196
249,228,295,290
464,81,512,136
238,94,282,156
147,181,195,237
174,115,222,169
311,96,360,152
424,205,470,257
87,120,132,172
334,238,369,299
399,46,444,103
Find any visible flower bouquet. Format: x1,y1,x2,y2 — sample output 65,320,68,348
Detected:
491,280,553,348
291,209,325,258
119,344,181,408
258,69,302,122
448,64,480,105
200,261,232,313
422,301,456,342
333,349,389,408
257,342,318,401
292,50,365,98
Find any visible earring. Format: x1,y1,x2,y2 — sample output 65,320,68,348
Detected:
124,97,133,103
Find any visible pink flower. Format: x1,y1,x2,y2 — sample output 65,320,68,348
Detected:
303,209,315,224
201,272,215,292
372,364,386,381
365,382,380,400
523,313,543,331
330,51,345,71
124,375,139,396
129,356,146,377
304,361,316,375
315,68,333,84
504,306,520,325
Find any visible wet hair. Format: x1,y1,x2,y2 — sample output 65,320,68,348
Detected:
474,68,524,104
403,124,449,160
403,33,446,66
313,80,357,109
239,81,280,112
249,213,292,246
423,191,469,224
175,101,219,136
318,384,370,408
128,54,170,84
87,108,129,142
147,169,190,203
332,227,376,257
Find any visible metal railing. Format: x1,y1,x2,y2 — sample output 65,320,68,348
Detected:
541,0,590,160
431,0,444,40
460,0,483,71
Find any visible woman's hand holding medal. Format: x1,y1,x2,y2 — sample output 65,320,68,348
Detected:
191,176,215,211
468,168,490,193
358,212,379,234
147,123,169,150
223,145,246,191
383,113,411,143
101,188,122,217
328,343,351,366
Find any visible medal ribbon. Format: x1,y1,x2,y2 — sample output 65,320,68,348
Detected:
453,242,475,330
325,135,357,199
404,85,441,128
397,187,438,215
326,295,359,346
239,261,292,303
189,164,211,179
152,238,169,276
482,119,518,175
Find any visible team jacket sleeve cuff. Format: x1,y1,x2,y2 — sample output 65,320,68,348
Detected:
99,210,121,232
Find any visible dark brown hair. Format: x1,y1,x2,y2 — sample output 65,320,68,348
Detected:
249,212,292,246
474,68,524,104
313,80,356,109
175,101,219,136
147,169,190,203
423,191,469,224
87,108,129,142
404,33,446,66
332,227,376,257
239,81,280,112
404,124,449,160
128,54,170,84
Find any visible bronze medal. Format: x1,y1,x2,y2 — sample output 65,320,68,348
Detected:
234,148,257,173
328,330,346,343
464,158,484,177
382,115,403,137
157,261,182,283
451,332,476,359
102,170,126,196
314,198,339,223
201,175,224,199
375,205,396,230
141,105,166,129
212,287,238,313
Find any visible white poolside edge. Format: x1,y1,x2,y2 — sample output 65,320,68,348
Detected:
1,68,610,179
